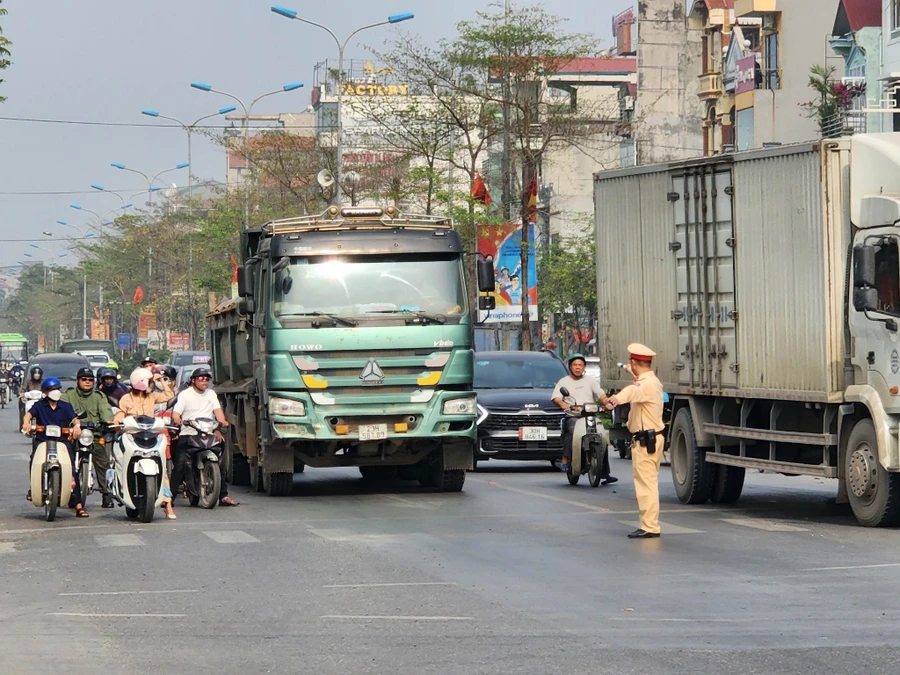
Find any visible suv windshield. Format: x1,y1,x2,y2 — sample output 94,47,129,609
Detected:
273,254,466,320
28,357,90,380
475,355,567,389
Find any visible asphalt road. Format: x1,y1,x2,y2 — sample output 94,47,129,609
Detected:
1,404,899,675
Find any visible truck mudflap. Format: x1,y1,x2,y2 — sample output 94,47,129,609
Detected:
845,385,900,470
442,439,474,471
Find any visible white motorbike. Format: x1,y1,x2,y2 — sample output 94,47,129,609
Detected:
560,387,610,487
0,377,10,408
28,423,75,522
107,415,169,523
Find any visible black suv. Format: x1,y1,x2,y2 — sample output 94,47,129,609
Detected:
474,351,568,468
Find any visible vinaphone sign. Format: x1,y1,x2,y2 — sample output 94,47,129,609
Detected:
343,83,410,96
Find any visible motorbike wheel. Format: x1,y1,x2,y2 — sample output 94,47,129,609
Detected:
566,464,580,486
137,474,157,523
45,470,60,522
125,507,139,520
588,449,602,488
79,462,91,506
199,463,221,509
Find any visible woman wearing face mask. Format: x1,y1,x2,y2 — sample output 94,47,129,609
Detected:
114,367,177,519
21,378,85,515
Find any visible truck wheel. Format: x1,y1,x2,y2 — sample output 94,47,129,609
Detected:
845,419,900,527
263,471,293,497
669,408,712,504
294,459,305,473
417,452,465,492
231,453,251,486
249,458,263,492
710,465,745,504
441,470,466,492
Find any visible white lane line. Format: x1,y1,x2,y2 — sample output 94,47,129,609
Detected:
95,534,144,547
308,529,403,543
618,520,704,535
323,582,457,589
48,613,186,618
722,517,809,532
322,615,472,621
203,530,260,544
801,562,900,572
60,590,198,597
609,617,747,623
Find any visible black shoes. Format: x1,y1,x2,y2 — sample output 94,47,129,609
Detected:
101,494,114,508
627,528,660,539
602,475,618,485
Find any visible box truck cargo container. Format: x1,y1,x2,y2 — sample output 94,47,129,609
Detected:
594,134,900,527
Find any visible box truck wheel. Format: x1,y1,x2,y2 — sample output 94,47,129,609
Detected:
710,464,745,504
669,408,712,504
263,471,293,497
845,419,900,527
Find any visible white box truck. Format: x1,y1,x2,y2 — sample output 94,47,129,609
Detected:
594,134,900,527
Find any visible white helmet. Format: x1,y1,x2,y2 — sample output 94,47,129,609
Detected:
129,367,152,392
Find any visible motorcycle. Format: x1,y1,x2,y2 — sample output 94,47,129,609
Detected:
0,377,10,408
28,423,74,522
560,387,609,487
20,390,43,429
73,418,107,507
180,417,223,509
107,415,170,523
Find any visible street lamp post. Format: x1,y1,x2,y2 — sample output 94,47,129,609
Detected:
69,204,114,309
190,80,303,227
141,106,237,215
54,221,96,338
91,183,158,211
271,6,414,205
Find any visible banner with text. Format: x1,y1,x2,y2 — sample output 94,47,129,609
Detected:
477,223,538,323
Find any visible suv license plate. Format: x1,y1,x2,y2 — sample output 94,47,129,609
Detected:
519,427,547,441
358,424,388,441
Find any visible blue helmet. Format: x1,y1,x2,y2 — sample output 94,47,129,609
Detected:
41,377,62,391
567,353,586,368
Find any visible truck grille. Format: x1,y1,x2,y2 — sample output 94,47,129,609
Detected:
480,411,564,433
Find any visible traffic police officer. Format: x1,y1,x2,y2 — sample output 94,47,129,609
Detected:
607,343,664,539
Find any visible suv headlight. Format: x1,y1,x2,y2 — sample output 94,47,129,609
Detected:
268,397,307,417
443,397,476,416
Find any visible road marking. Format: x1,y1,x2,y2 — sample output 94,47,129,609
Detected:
308,529,403,543
609,617,746,623
618,520,704,535
722,517,809,532
95,534,144,547
48,613,186,618
323,582,457,589
801,562,900,572
203,530,260,544
60,590,198,597
322,615,472,621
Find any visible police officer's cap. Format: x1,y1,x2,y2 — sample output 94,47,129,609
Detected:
627,343,656,362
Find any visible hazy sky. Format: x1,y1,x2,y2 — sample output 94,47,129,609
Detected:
0,0,626,270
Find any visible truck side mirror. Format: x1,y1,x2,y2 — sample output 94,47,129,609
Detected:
853,245,876,288
478,295,496,311
853,288,878,313
238,298,257,315
476,257,495,293
237,265,255,298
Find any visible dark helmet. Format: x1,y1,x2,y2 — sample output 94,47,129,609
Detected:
567,353,586,369
30,366,43,381
141,355,158,366
76,367,95,380
41,377,62,391
97,367,116,381
161,365,178,382
190,366,212,381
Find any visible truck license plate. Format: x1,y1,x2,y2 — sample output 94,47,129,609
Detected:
518,427,547,441
358,424,388,441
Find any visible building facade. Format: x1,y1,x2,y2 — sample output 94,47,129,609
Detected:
690,1,736,154
830,0,882,134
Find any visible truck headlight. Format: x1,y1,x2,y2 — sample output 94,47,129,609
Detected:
443,397,476,416
268,397,307,417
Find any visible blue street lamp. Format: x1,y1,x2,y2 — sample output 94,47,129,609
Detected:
270,5,414,204
109,162,189,206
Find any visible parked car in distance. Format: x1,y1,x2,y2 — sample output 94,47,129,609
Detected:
170,351,211,368
474,351,569,469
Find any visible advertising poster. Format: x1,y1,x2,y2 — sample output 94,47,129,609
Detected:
477,223,538,323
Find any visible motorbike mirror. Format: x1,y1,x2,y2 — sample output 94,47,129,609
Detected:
559,387,570,397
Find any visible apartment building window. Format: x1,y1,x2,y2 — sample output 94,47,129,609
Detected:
893,0,900,32
764,33,780,89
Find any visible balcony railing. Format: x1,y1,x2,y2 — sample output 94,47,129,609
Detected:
698,72,723,100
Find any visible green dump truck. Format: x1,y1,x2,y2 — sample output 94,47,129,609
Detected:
209,206,493,496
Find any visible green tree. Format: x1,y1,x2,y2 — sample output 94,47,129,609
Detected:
0,0,11,103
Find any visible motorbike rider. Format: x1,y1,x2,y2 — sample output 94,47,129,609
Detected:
140,355,159,369
19,365,43,396
114,367,177,519
10,361,25,389
63,367,115,508
97,366,129,406
170,367,236,506
551,353,617,483
0,361,12,400
21,377,86,516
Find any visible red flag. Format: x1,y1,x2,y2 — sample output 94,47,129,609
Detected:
471,173,493,206
132,286,144,305
526,171,539,223
230,254,239,284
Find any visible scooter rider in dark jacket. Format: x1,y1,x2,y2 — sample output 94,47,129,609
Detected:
19,366,43,396
97,367,129,406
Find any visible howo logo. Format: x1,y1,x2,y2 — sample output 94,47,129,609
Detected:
360,359,385,386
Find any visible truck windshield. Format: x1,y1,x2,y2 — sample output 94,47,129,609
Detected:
273,254,466,320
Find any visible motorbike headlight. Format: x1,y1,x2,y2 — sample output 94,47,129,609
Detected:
583,403,599,414
443,397,477,416
476,403,489,426
79,429,94,445
268,397,306,417
191,419,218,434
45,425,62,438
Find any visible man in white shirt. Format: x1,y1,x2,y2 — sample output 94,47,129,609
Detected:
171,367,238,506
551,353,616,483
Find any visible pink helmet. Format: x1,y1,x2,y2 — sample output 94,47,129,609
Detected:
130,367,152,392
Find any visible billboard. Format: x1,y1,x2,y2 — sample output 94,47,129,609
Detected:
477,223,538,323
735,56,758,95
